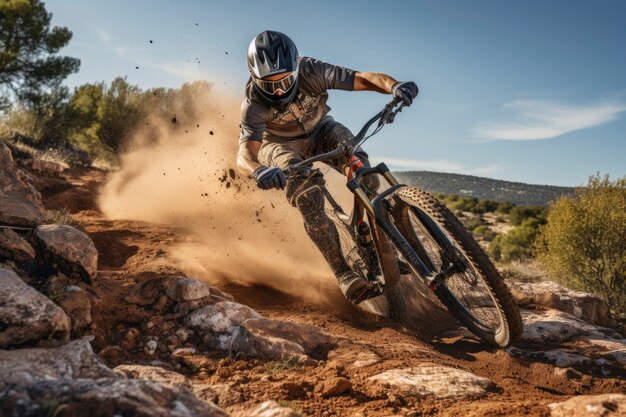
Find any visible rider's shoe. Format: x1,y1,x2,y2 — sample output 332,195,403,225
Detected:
337,270,371,303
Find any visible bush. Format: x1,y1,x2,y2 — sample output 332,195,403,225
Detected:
489,221,539,263
473,225,497,242
535,174,626,319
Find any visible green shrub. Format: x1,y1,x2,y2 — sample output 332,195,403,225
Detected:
489,222,539,263
536,174,626,319
473,225,497,242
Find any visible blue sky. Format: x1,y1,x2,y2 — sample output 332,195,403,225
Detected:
45,0,625,186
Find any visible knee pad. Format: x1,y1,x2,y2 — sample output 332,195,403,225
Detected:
286,169,326,208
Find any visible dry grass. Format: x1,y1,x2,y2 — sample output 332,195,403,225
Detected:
499,259,547,283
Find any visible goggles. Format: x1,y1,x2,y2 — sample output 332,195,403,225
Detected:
253,71,297,95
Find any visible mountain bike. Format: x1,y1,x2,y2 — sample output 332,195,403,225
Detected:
287,98,523,347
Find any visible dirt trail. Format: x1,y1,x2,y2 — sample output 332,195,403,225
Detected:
38,167,624,417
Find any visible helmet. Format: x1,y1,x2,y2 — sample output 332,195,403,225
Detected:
247,31,299,98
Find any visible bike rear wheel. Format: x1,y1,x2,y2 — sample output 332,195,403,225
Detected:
390,186,522,347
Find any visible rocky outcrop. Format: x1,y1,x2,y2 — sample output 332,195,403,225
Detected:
0,378,229,417
548,393,626,417
510,281,610,326
0,140,47,227
186,301,338,361
0,338,116,385
521,309,620,344
32,224,98,282
369,364,495,400
0,266,70,347
0,227,35,264
185,301,262,334
508,308,625,377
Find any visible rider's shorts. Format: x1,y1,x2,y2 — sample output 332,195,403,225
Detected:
258,116,369,174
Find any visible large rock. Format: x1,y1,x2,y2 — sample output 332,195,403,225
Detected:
548,394,626,416
185,301,262,333
32,224,98,282
510,281,610,326
522,309,619,344
186,301,338,361
0,338,116,386
0,227,35,264
225,318,339,361
166,277,212,302
369,364,495,400
0,140,47,227
0,266,70,347
46,274,92,332
0,378,229,417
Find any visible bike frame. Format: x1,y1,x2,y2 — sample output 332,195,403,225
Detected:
289,99,460,294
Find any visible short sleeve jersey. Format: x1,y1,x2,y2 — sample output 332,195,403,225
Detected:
239,57,356,143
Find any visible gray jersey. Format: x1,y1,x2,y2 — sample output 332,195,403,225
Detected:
239,57,356,143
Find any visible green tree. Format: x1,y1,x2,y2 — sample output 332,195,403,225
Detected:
0,0,80,107
536,174,626,318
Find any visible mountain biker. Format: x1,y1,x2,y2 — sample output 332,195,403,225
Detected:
236,30,418,303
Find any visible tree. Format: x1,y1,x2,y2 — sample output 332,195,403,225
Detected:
0,0,80,108
536,174,626,318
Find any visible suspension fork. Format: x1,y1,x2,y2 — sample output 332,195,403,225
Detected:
348,164,434,283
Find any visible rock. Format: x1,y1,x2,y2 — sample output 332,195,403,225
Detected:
0,140,47,227
114,364,191,388
0,266,70,347
32,224,98,282
0,378,229,417
47,279,92,331
30,158,65,173
369,363,495,400
166,277,212,302
0,338,116,386
548,393,626,416
507,346,623,377
207,317,338,362
185,301,262,333
0,227,35,264
510,281,610,325
246,400,302,417
522,309,619,344
145,340,158,355
320,377,352,398
176,328,190,342
327,341,382,369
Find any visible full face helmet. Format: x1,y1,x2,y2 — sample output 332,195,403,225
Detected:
247,30,299,105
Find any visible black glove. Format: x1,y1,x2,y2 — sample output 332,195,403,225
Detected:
392,81,419,105
253,165,286,190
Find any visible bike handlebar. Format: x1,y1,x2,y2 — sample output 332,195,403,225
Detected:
287,97,407,172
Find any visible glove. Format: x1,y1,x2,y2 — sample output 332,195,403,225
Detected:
392,81,419,106
253,165,286,190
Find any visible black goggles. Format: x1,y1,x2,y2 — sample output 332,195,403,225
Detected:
253,72,297,95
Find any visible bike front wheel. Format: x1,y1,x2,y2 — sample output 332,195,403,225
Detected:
390,186,523,347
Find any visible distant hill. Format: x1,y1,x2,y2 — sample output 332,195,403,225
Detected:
393,171,576,206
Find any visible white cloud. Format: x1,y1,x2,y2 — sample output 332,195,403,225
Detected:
142,61,209,82
370,157,501,176
473,99,626,141
96,29,111,43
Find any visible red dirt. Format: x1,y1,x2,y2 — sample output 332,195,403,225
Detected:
39,167,625,417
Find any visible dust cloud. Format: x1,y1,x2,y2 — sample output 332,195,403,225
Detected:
98,84,350,305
